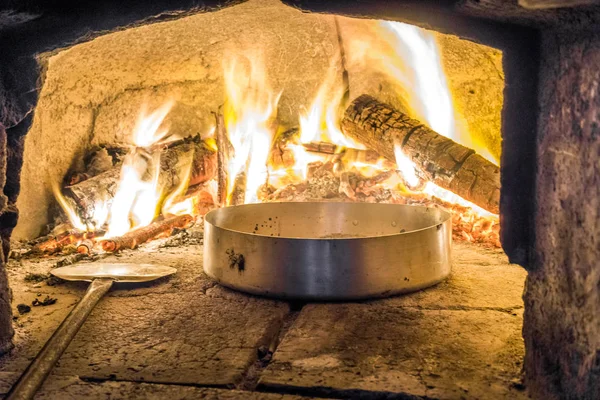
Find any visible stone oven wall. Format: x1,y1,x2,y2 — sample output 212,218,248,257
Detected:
524,28,600,399
0,1,599,398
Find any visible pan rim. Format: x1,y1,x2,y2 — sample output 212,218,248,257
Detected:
205,201,452,240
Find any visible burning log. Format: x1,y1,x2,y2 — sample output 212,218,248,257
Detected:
215,110,233,206
99,214,194,252
269,127,396,175
341,95,500,214
65,138,217,222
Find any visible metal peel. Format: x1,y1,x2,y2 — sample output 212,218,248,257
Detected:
6,263,176,400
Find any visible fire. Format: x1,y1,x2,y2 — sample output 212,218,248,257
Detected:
223,54,280,205
343,21,499,218
51,180,87,232
299,62,364,149
49,20,500,252
53,101,198,242
162,154,193,216
104,103,175,238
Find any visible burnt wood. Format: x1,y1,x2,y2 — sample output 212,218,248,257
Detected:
341,95,500,214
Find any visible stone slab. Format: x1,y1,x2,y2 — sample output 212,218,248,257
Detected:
379,242,526,310
0,288,288,388
0,373,321,399
47,292,288,386
0,289,79,373
260,304,526,399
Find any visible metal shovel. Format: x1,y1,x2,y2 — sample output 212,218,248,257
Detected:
6,263,177,400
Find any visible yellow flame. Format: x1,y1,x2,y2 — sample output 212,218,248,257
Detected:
104,102,174,237
223,54,280,204
393,144,420,188
51,180,87,231
162,154,193,216
382,22,456,140
299,62,364,149
132,101,175,147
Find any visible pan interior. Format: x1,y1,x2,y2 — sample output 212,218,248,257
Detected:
205,202,450,239
51,263,177,282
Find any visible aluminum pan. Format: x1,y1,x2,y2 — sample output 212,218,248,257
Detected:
204,202,452,300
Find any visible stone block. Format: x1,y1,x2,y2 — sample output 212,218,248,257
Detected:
260,304,526,399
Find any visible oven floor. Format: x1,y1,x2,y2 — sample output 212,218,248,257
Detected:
0,240,527,399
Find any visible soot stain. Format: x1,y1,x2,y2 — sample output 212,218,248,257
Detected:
226,248,245,272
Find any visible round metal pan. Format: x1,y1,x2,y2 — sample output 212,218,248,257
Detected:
204,202,452,300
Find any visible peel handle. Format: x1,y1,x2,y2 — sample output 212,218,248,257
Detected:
6,278,114,400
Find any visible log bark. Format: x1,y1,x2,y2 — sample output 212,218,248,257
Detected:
341,95,500,214
65,138,216,222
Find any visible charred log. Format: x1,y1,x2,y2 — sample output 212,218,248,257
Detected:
341,95,500,214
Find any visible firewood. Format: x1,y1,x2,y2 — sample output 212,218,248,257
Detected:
34,231,100,254
99,214,194,252
76,239,95,255
341,95,500,214
65,138,216,222
269,128,299,169
215,110,232,206
302,141,338,154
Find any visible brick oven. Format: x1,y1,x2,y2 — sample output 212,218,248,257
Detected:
0,0,598,399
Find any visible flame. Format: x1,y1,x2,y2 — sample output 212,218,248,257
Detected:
162,154,193,216
381,22,456,140
102,102,176,237
346,21,497,165
423,182,496,218
51,180,87,231
299,62,364,149
132,100,176,147
393,144,420,188
223,54,280,204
